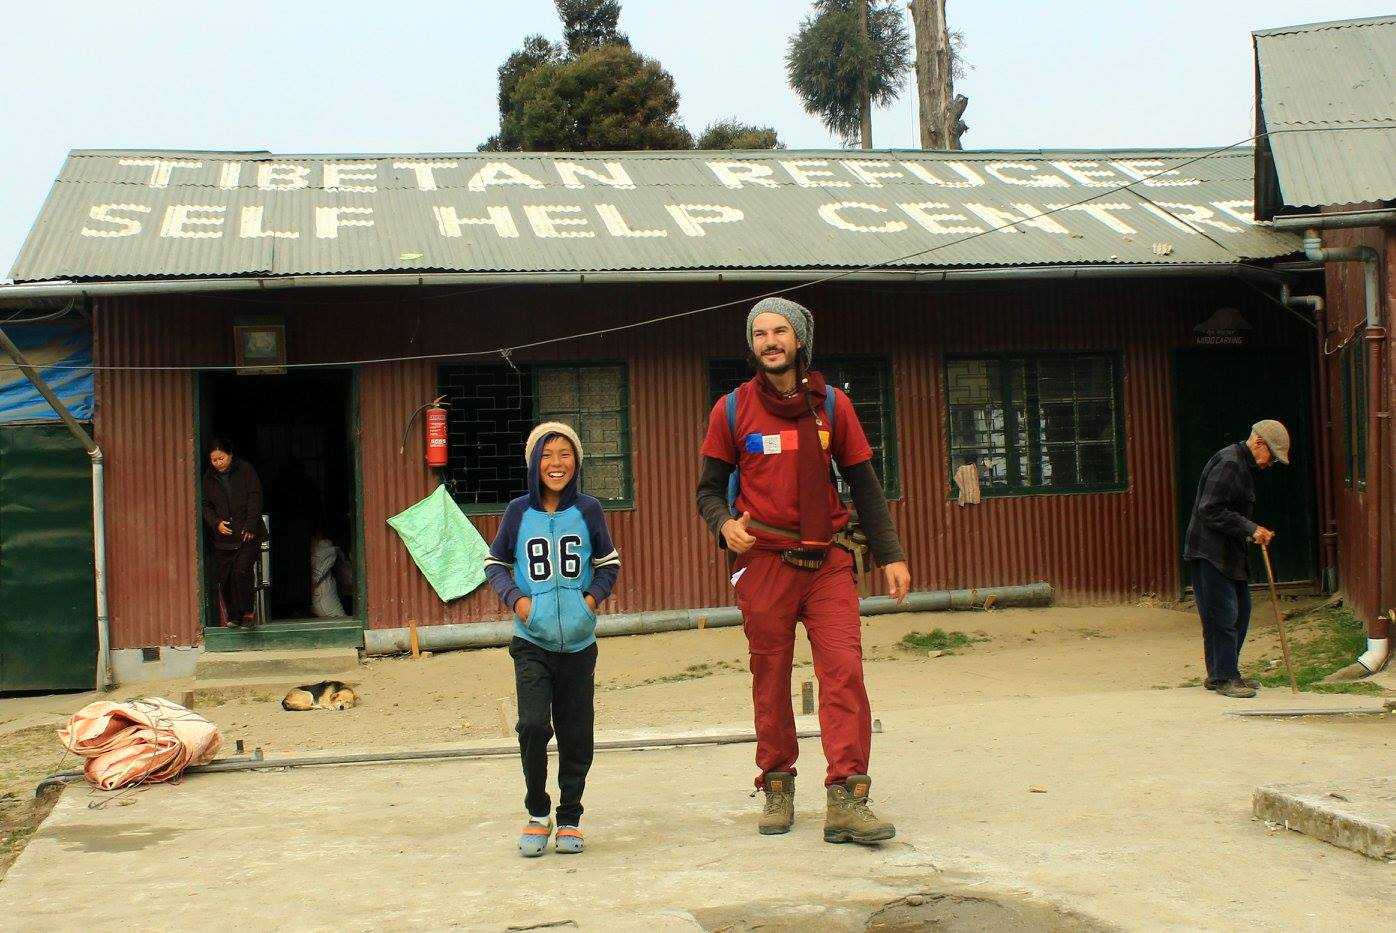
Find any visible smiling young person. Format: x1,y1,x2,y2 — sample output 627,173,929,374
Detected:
484,422,621,857
696,297,911,845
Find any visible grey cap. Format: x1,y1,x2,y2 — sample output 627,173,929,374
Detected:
747,297,813,355
1251,419,1290,465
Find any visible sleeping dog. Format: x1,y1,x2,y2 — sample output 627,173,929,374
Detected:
281,681,360,711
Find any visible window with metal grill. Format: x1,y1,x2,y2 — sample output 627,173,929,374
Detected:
706,357,900,498
437,362,632,511
1340,339,1368,490
945,353,1126,496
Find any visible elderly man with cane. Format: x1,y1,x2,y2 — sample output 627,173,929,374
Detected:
1183,420,1289,698
696,297,911,844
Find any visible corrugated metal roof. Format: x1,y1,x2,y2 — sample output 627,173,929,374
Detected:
1254,15,1396,215
10,148,1297,283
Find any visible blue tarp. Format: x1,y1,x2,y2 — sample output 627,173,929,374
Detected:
0,323,93,423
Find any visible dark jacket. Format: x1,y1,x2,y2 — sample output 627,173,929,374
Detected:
1183,442,1259,582
201,458,267,551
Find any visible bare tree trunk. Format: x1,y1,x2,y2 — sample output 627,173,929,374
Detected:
908,0,964,149
859,0,873,149
909,0,938,148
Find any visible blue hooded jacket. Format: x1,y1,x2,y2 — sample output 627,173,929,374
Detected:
484,431,620,652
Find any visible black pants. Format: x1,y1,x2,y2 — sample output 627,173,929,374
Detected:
1191,558,1251,682
510,637,597,826
212,542,259,619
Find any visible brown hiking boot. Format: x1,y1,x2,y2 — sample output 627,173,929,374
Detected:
824,775,895,845
759,771,795,835
1216,678,1257,698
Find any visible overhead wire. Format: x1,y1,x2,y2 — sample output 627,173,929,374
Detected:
1116,182,1321,331
0,130,1336,374
0,299,81,326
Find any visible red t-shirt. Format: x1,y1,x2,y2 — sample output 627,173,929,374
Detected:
700,378,873,547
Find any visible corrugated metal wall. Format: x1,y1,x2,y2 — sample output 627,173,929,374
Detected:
95,299,208,648
1320,226,1393,625
94,278,1311,647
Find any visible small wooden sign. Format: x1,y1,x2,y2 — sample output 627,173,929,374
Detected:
233,324,286,374
1193,307,1252,347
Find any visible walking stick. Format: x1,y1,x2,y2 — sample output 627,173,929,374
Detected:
1259,543,1300,694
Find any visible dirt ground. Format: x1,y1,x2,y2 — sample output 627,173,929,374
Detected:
2,600,1393,929
177,600,1393,758
167,603,1287,754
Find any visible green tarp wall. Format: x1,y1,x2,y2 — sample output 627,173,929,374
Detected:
0,424,96,691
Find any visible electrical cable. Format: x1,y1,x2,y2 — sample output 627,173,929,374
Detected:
0,131,1332,374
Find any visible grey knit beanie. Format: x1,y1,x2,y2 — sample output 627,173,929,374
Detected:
747,297,813,356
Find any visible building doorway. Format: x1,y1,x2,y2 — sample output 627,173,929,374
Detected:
198,370,360,629
1173,348,1317,589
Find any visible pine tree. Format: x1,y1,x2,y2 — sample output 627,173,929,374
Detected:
786,0,911,148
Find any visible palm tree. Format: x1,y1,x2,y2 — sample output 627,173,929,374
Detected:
786,0,911,149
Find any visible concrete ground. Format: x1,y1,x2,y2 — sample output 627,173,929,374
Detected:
2,604,1393,930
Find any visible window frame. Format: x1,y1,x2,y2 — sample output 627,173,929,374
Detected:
943,350,1128,499
533,360,635,510
436,361,535,515
436,360,634,514
704,356,902,500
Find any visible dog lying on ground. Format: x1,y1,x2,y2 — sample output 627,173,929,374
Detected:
281,681,359,711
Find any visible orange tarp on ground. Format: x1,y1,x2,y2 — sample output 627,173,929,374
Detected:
58,697,221,790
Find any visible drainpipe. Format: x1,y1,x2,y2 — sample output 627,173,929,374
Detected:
1273,208,1396,231
1280,285,1337,594
0,327,111,690
1298,229,1390,677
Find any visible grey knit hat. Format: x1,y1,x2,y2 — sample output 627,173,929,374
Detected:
747,297,813,355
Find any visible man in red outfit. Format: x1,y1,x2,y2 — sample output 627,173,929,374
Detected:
697,297,911,845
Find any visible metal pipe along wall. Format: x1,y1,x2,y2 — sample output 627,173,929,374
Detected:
363,582,1053,655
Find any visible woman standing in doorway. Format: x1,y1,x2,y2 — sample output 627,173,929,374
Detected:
201,438,266,626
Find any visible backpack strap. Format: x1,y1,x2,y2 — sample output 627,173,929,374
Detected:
724,389,741,516
824,386,837,429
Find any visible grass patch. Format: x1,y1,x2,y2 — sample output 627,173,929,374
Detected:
625,660,745,688
898,629,989,654
1307,681,1384,696
1245,608,1385,696
1,725,70,881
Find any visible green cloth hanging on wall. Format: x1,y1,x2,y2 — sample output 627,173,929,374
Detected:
386,485,488,602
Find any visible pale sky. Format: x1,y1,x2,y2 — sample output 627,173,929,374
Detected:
2,0,1390,280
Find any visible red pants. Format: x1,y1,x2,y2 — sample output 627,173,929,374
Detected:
734,546,871,787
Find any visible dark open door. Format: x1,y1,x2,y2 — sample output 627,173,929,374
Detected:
0,424,96,691
1174,349,1317,587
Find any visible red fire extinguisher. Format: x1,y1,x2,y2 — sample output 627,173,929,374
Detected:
401,396,450,467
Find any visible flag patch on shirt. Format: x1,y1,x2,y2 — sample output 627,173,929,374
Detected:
742,430,830,454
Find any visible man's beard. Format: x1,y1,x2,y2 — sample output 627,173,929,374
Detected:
759,357,794,375
755,349,795,374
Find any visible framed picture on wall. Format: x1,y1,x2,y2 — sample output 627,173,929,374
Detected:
233,324,286,375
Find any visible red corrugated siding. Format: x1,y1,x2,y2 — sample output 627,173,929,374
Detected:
94,297,210,648
1321,226,1390,624
95,278,1311,646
